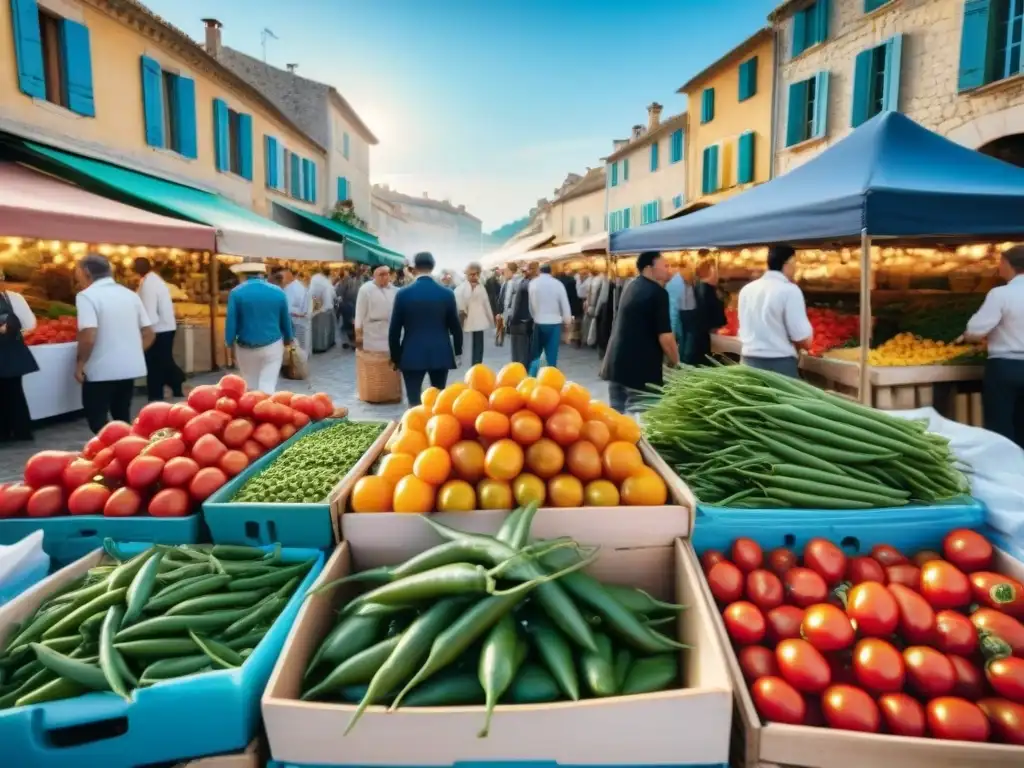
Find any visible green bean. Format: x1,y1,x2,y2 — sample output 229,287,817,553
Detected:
98,606,132,700
31,643,110,691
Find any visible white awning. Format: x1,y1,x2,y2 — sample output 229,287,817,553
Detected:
528,232,608,264
480,231,555,268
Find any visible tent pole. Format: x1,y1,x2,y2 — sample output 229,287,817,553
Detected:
858,229,871,405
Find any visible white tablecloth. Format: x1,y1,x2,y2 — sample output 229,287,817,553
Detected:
24,342,83,420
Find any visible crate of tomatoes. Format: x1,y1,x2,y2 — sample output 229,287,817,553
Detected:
22,316,77,346
690,520,1024,767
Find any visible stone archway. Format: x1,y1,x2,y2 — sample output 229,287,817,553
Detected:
978,134,1024,167
945,102,1024,158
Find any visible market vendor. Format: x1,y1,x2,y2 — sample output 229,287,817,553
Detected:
225,261,294,393
961,245,1024,448
737,244,813,378
0,269,38,442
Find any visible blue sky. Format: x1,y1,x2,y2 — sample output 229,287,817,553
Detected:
147,0,780,230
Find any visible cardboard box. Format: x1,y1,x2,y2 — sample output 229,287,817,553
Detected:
263,509,733,766
173,739,262,768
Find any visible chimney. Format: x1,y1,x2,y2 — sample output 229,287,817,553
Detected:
286,63,298,73
647,102,663,130
631,124,644,140
422,192,429,199
202,18,222,57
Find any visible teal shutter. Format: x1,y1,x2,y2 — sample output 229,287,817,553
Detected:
623,158,629,181
792,8,807,57
141,56,165,148
865,0,890,10
60,20,95,116
173,76,197,158
670,130,683,162
309,162,317,203
701,148,711,194
343,132,350,159
785,80,807,146
11,0,46,99
737,132,755,184
622,207,631,229
710,146,719,192
882,35,903,112
812,71,830,138
265,136,279,187
739,57,758,101
958,0,996,91
610,162,618,187
237,113,253,180
815,0,830,44
653,199,661,220
701,88,715,123
213,99,229,171
672,194,682,209
650,142,659,172
851,49,873,127
290,153,301,197
337,176,348,201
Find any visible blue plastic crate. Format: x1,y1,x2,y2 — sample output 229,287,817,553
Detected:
0,556,49,607
0,542,324,768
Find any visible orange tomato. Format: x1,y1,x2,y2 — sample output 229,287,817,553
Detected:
580,420,611,452
413,446,452,486
489,386,525,415
495,362,528,389
426,414,462,449
509,410,544,446
527,385,561,418
464,364,496,396
392,475,435,513
584,479,620,507
592,406,620,432
614,415,642,444
436,479,476,512
421,387,440,412
565,440,602,482
621,471,668,505
560,382,591,418
377,453,415,486
475,410,510,440
484,438,524,481
548,474,584,508
350,475,393,513
525,438,565,479
390,429,428,457
516,376,539,399
602,441,644,482
536,366,566,392
452,389,489,429
449,439,486,483
512,473,546,506
401,406,429,434
433,383,467,415
477,478,513,510
545,411,582,446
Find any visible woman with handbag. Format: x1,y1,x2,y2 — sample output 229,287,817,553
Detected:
0,275,40,442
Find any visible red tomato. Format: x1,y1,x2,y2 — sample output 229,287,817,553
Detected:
218,373,247,398
776,639,831,694
222,419,255,449
926,697,991,742
738,646,778,682
62,459,98,491
889,583,936,644
143,436,187,462
252,399,276,423
236,391,268,418
821,685,880,733
700,550,726,573
970,571,1024,618
290,394,316,416
949,654,986,701
803,538,847,586
270,391,294,406
252,423,281,450
167,403,199,431
766,605,805,645
844,581,898,637
215,397,238,417
24,450,77,488
313,392,334,413
182,413,220,445
904,646,956,698
934,610,979,655
871,544,907,567
125,455,165,490
187,385,221,413
99,458,125,485
885,564,921,591
0,483,33,517
853,638,905,694
192,434,228,468
82,436,105,459
292,410,311,428
751,676,806,725
977,698,1024,745
746,569,784,612
67,483,110,516
219,450,248,477
161,456,200,488
241,440,264,461
310,398,330,421
878,693,926,737
766,548,797,577
148,487,191,517
189,467,228,502
97,421,132,446
136,401,172,436
730,538,763,573
112,436,150,467
26,486,63,517
279,423,297,441
921,560,972,610
707,561,744,604
987,656,1024,703
971,608,1024,657
103,486,142,517
912,550,944,568
845,556,886,585
206,409,231,430
271,404,296,427
722,601,766,645
783,568,829,608
91,447,114,471
943,529,993,574
801,604,854,652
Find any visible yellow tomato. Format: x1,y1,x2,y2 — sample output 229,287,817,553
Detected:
512,473,546,506
584,479,620,507
477,478,513,510
436,479,476,512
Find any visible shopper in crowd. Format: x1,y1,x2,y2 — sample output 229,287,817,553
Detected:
389,252,463,406
280,267,311,357
665,263,685,355
602,251,678,414
584,267,609,349
679,257,727,366
528,264,572,375
355,265,397,353
507,262,535,366
961,244,1024,448
225,261,294,393
133,258,184,401
308,266,336,353
737,245,812,378
0,269,39,442
74,254,154,433
454,262,494,366
337,269,362,349
484,268,502,318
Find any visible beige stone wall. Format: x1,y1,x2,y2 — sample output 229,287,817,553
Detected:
546,189,606,242
774,0,1024,175
605,131,688,226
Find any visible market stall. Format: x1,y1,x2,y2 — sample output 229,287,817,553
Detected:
480,231,555,269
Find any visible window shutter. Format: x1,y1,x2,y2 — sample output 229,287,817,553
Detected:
672,194,683,209
141,56,165,148
812,72,830,138
701,89,715,123
623,158,629,181
710,145,720,192
11,0,46,99
265,136,279,188
337,176,348,202
958,0,996,90
851,49,873,127
785,80,807,146
343,132,350,159
701,147,711,194
882,35,904,113
653,199,661,220
213,98,229,171
622,207,631,229
864,0,890,10
670,130,682,162
173,76,197,158
650,142,659,172
309,162,317,203
815,0,830,44
60,20,95,116
610,162,618,187
737,131,755,184
792,8,807,57
291,154,301,198
237,113,253,180
739,58,758,101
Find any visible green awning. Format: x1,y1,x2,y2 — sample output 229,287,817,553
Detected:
16,141,344,262
273,203,406,269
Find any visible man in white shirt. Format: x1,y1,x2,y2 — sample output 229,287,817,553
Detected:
308,266,336,353
133,258,183,402
455,261,494,366
527,264,572,376
737,245,813,378
962,245,1024,447
281,268,312,357
354,266,397,353
75,254,154,433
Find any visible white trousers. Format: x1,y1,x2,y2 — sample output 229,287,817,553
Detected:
235,340,283,393
292,319,311,357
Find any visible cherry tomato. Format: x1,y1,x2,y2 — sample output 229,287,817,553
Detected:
751,676,805,725
845,556,886,585
783,567,828,608
904,646,955,698
878,693,926,737
912,549,944,568
934,610,978,656
885,564,920,591
801,604,854,652
971,608,1024,657
888,583,936,644
970,571,1024,618
803,538,847,586
700,549,726,573
26,486,63,518
707,561,744,604
103,486,142,518
845,582,898,637
871,544,907,567
852,638,905,694
949,654,986,701
776,638,831,694
921,560,972,610
738,646,778,682
722,601,766,646
977,698,1024,745
766,547,797,577
746,569,784,612
926,697,991,742
986,656,1024,703
731,538,763,574
942,529,993,574
821,685,880,733
765,605,804,645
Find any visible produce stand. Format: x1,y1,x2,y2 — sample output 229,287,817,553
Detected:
24,341,82,420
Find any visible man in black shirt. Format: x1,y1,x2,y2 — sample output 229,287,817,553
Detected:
602,251,679,413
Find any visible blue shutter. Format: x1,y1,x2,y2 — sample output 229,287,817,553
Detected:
653,199,660,220
958,0,996,91
882,35,903,113
309,162,317,204
785,80,807,146
265,136,279,188
141,56,165,148
650,142,659,172
623,158,629,181
672,194,683,209
622,207,631,229
815,0,830,44
812,71,830,138
737,132,755,184
739,58,758,101
701,88,715,123
173,76,197,158
851,49,873,127
11,0,46,99
337,176,348,202
60,20,95,116
238,113,253,180
213,99,229,171
865,0,890,10
792,8,807,57
701,148,711,194
610,162,618,187
291,154,302,198
709,146,720,193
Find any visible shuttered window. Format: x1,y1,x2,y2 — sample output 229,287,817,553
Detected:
851,35,903,127
701,146,720,195
337,176,349,203
792,0,830,58
864,0,892,12
958,0,1024,90
785,71,830,146
737,132,755,184
610,161,618,187
672,194,683,210
141,58,197,158
700,88,715,123
738,57,758,101
641,201,661,225
622,158,630,181
213,100,252,179
670,129,684,163
650,141,659,172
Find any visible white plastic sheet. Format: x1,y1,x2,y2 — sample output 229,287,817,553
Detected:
0,531,49,605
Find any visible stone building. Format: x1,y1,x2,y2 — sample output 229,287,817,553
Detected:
539,168,607,243
771,0,1024,176
371,185,483,263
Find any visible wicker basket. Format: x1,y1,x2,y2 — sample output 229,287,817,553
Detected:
356,349,403,404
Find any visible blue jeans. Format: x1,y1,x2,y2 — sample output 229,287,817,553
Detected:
528,324,562,376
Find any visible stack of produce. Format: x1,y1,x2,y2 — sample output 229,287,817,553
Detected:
641,365,969,509
23,316,77,345
232,421,387,504
718,308,859,357
0,541,312,709
0,375,341,519
304,505,685,736
703,531,1024,744
350,363,667,513
865,333,982,367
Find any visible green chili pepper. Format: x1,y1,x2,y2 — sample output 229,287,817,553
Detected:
39,636,81,655
157,563,214,583
15,676,85,707
621,654,678,695
78,611,106,641
122,553,163,627
477,613,521,737
404,671,485,707
494,504,527,545
580,632,617,697
0,667,56,709
114,607,253,642
306,614,383,679
139,655,212,684
189,631,243,669
31,643,110,692
7,580,109,650
508,663,561,704
108,549,159,591
614,647,634,690
145,575,232,612
114,638,201,659
98,606,132,700
41,588,128,640
228,559,314,592
9,659,42,684
220,597,286,639
506,502,540,550
526,614,579,700
302,635,401,701
603,584,686,616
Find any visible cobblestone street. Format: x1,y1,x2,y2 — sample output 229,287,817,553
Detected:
0,337,609,482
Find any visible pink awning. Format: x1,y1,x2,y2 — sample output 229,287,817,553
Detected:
0,162,216,250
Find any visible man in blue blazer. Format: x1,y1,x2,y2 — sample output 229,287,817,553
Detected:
389,252,464,406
